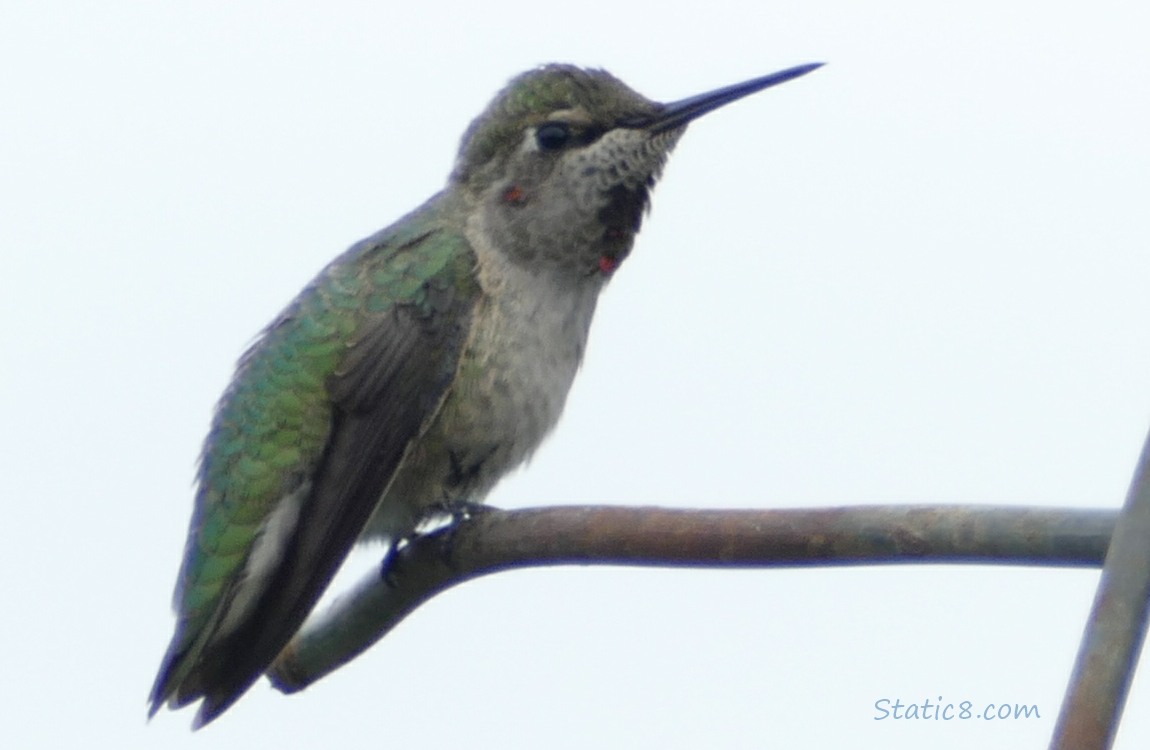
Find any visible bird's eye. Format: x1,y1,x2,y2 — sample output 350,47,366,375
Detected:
535,122,571,151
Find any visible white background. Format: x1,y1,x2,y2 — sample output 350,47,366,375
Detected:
3,1,1149,748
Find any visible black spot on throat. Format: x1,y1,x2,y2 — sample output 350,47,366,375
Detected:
598,184,649,236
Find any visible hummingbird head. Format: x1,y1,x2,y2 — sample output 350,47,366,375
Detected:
451,65,669,278
450,63,823,280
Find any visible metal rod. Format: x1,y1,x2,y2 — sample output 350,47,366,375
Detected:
1051,428,1150,749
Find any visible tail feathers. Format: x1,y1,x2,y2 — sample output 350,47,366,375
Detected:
147,624,268,728
147,636,206,721
148,639,189,719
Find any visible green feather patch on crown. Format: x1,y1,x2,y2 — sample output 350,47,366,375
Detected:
451,64,657,185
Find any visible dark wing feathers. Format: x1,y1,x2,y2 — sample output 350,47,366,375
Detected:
150,203,480,726
193,310,464,725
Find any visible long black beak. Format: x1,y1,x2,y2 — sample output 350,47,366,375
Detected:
627,62,824,134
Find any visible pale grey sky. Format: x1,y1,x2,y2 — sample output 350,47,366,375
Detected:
3,1,1149,748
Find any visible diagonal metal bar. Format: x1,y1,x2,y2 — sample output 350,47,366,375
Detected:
1051,430,1150,750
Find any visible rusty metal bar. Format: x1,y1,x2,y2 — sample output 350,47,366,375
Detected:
1051,430,1150,749
270,504,1114,694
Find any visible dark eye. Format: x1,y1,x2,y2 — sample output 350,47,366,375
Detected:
535,122,571,151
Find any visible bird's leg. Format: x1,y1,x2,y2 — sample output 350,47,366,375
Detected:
413,498,491,536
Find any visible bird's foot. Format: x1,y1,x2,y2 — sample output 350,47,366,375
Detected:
379,500,491,586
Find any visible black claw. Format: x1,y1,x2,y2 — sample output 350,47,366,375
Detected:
378,539,404,588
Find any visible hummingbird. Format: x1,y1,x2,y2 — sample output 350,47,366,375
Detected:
149,61,822,728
